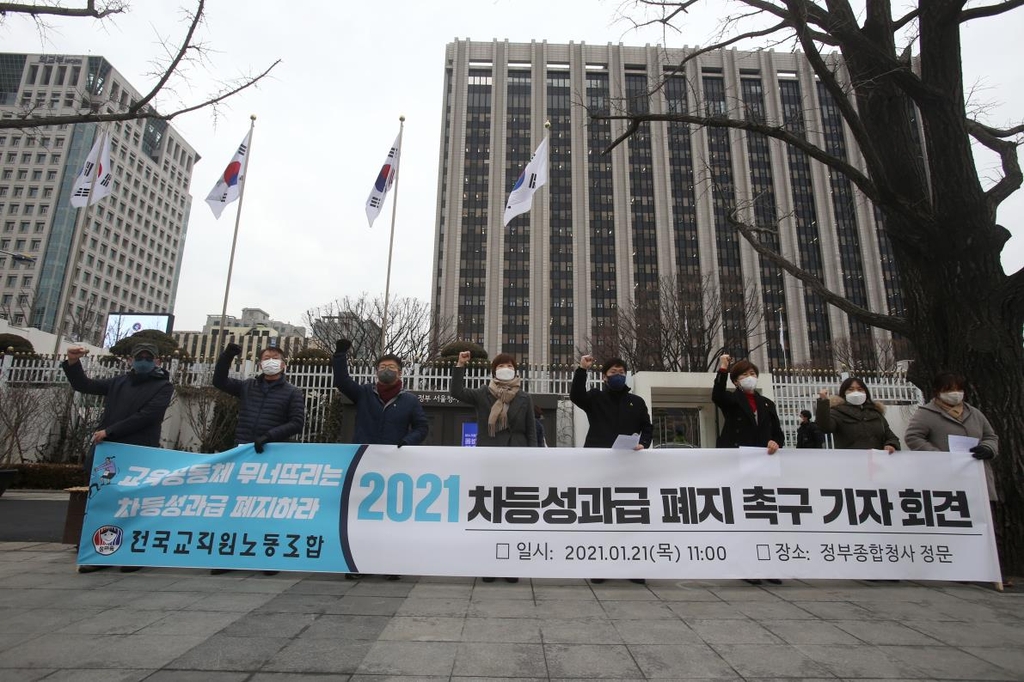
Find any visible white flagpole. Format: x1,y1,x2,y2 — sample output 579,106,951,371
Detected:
51,128,107,355
380,115,405,358
216,115,257,354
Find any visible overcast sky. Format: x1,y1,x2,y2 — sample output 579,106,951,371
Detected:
4,1,1022,332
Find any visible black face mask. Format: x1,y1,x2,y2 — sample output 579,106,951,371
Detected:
377,368,399,384
606,374,627,390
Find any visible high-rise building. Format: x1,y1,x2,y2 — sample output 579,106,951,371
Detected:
0,53,196,346
431,40,906,369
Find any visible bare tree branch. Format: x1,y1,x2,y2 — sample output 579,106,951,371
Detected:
967,119,1024,206
960,0,1024,22
0,0,126,19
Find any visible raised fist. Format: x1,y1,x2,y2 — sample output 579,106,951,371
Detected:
335,339,352,354
719,354,731,371
456,350,472,367
67,346,90,364
818,389,829,400
580,355,594,370
223,343,243,358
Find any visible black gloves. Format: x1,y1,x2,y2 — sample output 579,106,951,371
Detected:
222,343,243,359
336,339,352,354
253,435,269,454
970,444,995,460
396,439,407,448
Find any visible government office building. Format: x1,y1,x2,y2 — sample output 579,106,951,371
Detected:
0,53,196,346
430,40,905,370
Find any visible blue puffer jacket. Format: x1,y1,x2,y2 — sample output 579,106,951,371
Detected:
213,352,305,446
332,353,428,445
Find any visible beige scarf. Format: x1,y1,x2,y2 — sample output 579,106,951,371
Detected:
934,397,965,421
487,376,521,436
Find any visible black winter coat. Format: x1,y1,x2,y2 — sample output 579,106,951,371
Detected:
711,370,784,448
332,352,428,445
213,352,305,446
62,361,173,450
570,368,653,448
796,421,826,448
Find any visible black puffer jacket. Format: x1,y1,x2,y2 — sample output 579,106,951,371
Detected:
570,368,653,448
213,352,305,446
62,360,173,449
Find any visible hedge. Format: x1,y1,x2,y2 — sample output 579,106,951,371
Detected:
8,463,88,490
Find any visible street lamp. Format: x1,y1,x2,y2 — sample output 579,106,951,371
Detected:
0,249,36,264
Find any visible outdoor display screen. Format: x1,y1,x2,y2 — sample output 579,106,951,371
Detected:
103,312,174,348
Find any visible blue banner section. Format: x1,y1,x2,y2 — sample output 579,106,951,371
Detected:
77,441,360,572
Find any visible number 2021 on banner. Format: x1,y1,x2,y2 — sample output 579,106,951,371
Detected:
357,472,461,523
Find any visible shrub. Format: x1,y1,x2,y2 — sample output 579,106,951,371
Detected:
10,463,88,490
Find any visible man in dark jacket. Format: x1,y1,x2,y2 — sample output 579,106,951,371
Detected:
332,339,428,447
796,409,826,449
213,343,305,450
63,341,173,574
570,355,653,449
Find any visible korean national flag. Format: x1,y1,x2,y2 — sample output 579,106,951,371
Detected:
206,131,252,219
503,136,549,226
70,131,113,208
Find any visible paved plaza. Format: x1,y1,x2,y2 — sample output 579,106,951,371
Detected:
0,530,1022,681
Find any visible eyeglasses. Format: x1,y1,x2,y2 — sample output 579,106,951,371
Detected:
378,364,400,371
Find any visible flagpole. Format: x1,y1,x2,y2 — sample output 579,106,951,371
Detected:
51,128,107,356
380,115,404,358
216,115,256,355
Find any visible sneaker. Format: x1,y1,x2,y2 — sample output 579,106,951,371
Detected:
743,578,763,585
344,573,363,580
629,578,646,585
766,579,782,585
504,577,519,583
590,578,605,584
481,577,496,583
262,571,279,576
119,566,142,573
385,574,401,581
76,565,108,574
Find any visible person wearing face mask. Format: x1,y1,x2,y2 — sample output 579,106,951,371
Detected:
451,350,535,584
712,355,784,454
332,339,428,447
570,355,653,450
62,341,174,574
816,377,899,452
213,343,305,453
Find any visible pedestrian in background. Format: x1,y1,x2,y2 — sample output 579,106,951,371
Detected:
796,409,826,449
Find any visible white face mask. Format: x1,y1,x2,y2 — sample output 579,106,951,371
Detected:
738,376,758,392
845,391,867,406
939,391,964,406
494,367,515,382
261,358,283,376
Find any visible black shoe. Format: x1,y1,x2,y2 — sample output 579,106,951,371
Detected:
77,565,108,574
210,569,231,576
344,573,363,580
262,571,279,576
385,574,401,581
743,579,763,585
504,577,519,583
766,578,782,585
481,577,496,583
629,578,646,585
119,566,142,573
590,578,605,584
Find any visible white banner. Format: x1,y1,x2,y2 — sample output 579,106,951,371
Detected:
346,446,1000,581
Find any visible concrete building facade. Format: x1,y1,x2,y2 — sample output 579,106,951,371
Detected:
0,53,196,346
431,40,906,369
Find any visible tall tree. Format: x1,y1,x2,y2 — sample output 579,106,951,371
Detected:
602,0,1024,573
0,1,279,130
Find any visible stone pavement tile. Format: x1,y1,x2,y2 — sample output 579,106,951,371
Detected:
141,672,250,682
467,598,538,618
666,601,747,619
254,593,342,614
533,584,599,600
734,601,817,620
710,643,834,678
350,676,446,682
218,611,318,638
709,586,788,602
647,584,724,602
929,601,1024,623
628,643,742,679
0,606,104,634
251,674,352,681
52,606,169,634
900,619,1024,647
106,574,199,591
135,610,241,636
831,619,943,645
612,618,703,645
301,614,391,640
471,582,535,599
284,579,355,596
263,639,373,674
540,617,623,644
590,584,661,600
0,669,56,682
860,601,964,622
452,642,547,677
452,678,545,682
345,580,417,597
23,670,153,681
395,597,470,617
759,619,863,645
794,643,926,678
114,589,209,610
877,645,1017,680
0,587,75,608
963,646,1024,677
356,641,458,676
686,619,785,644
407,582,474,599
164,634,291,671
460,617,542,643
544,643,643,679
324,596,406,616
0,633,207,669
378,615,465,641
535,599,608,618
601,599,678,619
0,632,41,653
790,600,876,620
182,591,278,612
